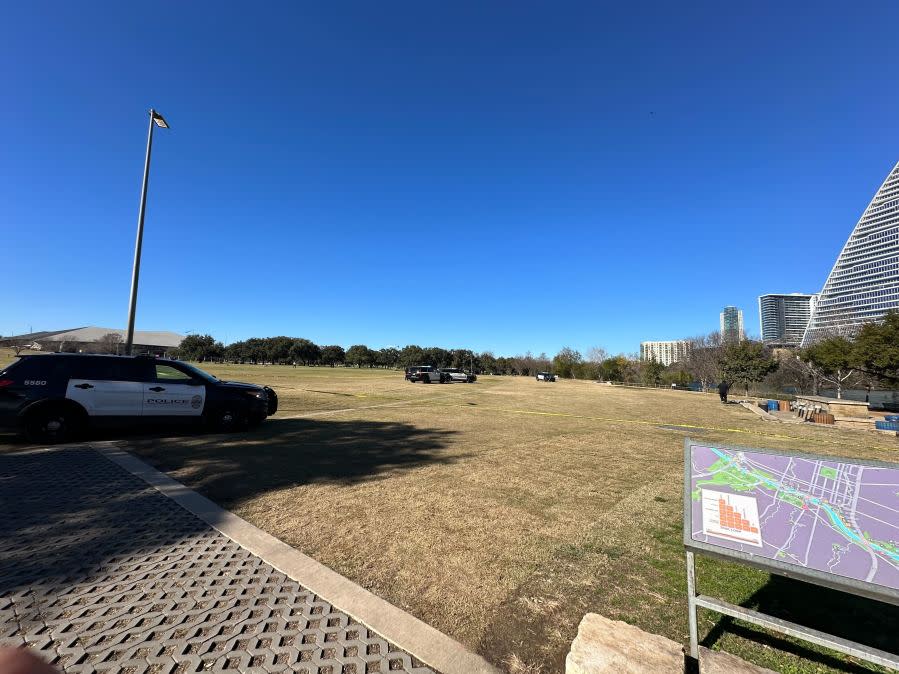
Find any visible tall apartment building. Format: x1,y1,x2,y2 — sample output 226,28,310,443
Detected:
802,160,899,346
640,340,691,366
758,294,818,347
719,306,744,343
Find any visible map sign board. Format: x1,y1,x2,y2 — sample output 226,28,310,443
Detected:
684,440,899,604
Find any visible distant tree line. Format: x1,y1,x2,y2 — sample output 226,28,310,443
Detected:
171,311,899,394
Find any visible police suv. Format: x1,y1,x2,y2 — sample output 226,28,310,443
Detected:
0,354,278,443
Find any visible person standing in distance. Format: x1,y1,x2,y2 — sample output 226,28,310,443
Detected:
718,380,730,404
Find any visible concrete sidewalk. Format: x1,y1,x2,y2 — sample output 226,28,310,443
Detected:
0,446,497,674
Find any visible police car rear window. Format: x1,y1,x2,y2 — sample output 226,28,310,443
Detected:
3,358,38,378
69,357,144,381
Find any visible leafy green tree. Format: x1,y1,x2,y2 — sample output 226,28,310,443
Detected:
852,310,899,385
479,351,497,374
573,361,600,380
718,340,777,396
640,358,664,386
662,366,692,387
225,341,247,363
599,355,628,382
177,334,224,362
422,347,451,368
265,336,294,364
399,345,425,367
451,349,477,372
244,338,267,364
320,345,345,367
801,336,855,398
552,347,582,379
376,347,400,369
289,338,321,365
345,344,375,368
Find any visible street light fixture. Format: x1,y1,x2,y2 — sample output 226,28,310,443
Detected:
124,108,170,355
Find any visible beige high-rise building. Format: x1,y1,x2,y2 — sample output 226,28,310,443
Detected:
640,340,691,366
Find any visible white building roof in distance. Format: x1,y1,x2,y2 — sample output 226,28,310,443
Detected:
21,326,185,348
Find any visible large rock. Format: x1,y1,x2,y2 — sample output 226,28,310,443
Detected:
565,613,684,674
699,647,777,674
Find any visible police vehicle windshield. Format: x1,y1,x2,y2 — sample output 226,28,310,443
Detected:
176,362,220,383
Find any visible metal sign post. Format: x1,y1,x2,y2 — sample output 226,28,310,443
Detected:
683,439,899,670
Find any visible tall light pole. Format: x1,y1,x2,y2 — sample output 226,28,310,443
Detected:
125,108,170,355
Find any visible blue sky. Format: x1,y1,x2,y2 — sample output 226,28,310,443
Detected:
3,2,899,356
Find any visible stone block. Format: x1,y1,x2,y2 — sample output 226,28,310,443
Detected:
565,613,684,674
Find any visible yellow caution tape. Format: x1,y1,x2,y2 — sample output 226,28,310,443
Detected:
425,402,898,450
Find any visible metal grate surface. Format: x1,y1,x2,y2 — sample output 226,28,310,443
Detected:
0,448,436,674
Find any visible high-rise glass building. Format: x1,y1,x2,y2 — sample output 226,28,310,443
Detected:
802,161,899,346
720,306,744,343
758,294,817,347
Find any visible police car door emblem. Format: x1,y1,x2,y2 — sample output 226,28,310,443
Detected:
191,395,203,409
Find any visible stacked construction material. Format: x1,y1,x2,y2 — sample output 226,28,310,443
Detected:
810,412,835,424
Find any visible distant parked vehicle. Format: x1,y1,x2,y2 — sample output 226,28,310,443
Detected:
405,365,446,383
441,368,477,383
536,371,556,382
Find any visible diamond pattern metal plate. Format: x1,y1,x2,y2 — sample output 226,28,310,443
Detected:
0,448,436,674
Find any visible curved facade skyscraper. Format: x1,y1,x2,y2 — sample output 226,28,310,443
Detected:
801,161,899,346
759,294,817,347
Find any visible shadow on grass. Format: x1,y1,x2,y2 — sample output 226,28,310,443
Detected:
113,417,461,509
701,574,899,672
0,418,458,597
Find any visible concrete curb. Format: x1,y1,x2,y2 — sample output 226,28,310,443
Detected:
96,444,499,674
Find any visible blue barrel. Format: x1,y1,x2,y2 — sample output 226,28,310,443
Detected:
767,400,779,411
884,415,899,422
875,421,899,431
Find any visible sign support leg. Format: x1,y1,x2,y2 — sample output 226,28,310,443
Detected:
686,550,700,660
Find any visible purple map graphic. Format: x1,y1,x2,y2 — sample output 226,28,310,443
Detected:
688,444,899,593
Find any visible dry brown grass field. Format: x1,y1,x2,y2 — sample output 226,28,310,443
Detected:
2,350,898,673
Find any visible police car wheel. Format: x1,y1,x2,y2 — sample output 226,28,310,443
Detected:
206,406,247,432
25,404,82,444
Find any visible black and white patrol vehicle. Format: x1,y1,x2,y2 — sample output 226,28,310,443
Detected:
440,368,477,383
404,365,446,383
0,354,278,443
536,371,557,382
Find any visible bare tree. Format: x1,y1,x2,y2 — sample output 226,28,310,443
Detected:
684,332,724,391
770,351,820,395
586,346,609,364
97,332,123,354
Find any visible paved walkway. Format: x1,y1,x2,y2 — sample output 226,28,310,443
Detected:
0,448,442,673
